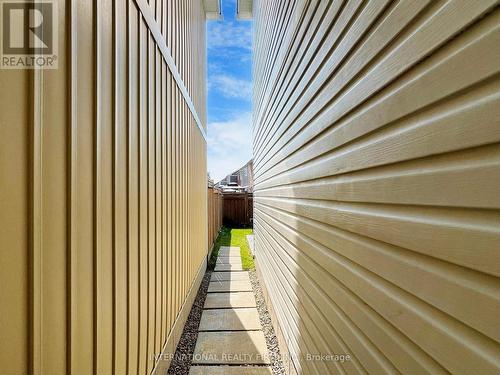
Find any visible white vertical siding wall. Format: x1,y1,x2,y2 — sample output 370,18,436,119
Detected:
252,1,500,374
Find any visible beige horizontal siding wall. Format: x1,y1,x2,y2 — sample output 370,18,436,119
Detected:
252,0,500,374
0,1,207,374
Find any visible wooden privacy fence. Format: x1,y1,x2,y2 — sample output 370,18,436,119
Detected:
223,193,253,227
207,186,223,251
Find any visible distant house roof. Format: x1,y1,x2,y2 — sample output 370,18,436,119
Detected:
204,0,222,20
237,0,253,20
216,159,253,192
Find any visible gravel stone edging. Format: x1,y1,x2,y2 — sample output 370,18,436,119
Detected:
249,269,286,375
168,272,211,375
167,268,285,374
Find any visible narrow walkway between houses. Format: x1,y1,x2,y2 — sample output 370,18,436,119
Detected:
190,245,271,374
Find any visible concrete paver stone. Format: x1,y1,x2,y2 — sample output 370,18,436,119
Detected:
192,331,270,365
211,271,250,282
189,366,272,374
214,264,244,271
208,279,253,292
199,308,261,331
204,292,256,309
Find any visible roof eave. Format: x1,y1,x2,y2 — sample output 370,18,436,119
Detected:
204,0,222,20
237,0,253,20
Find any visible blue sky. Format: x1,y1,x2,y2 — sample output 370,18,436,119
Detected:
206,0,253,182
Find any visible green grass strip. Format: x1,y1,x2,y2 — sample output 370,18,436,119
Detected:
208,226,254,270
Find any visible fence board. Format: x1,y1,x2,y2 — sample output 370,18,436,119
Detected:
223,193,253,227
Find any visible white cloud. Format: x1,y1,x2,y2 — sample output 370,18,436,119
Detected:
209,74,252,100
208,112,253,182
208,21,252,51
